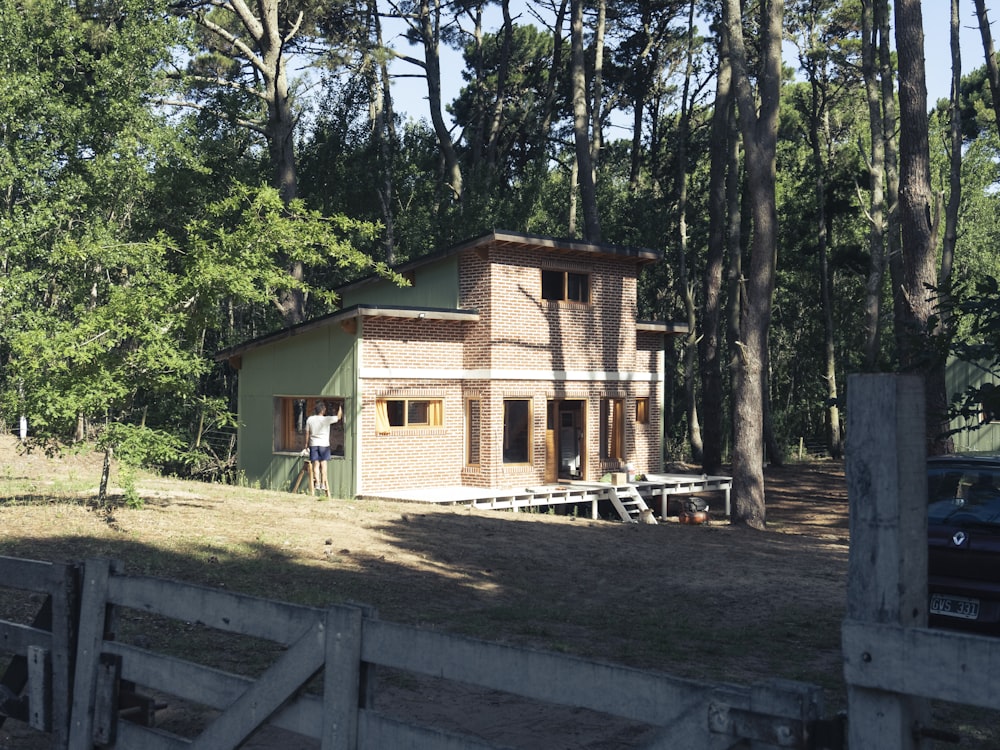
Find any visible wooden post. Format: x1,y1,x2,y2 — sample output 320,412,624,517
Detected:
844,374,930,749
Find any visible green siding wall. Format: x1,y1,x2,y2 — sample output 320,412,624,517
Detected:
341,255,460,309
237,325,359,497
947,357,1000,452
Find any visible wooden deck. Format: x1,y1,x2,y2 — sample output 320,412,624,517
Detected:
358,473,733,521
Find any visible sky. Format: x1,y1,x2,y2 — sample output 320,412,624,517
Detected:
923,1,999,104
386,2,1000,125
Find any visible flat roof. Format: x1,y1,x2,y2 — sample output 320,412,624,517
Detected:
337,230,662,296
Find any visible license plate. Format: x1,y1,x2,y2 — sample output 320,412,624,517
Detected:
930,593,980,620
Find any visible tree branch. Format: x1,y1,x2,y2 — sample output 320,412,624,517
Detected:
166,73,269,103
153,98,268,135
192,9,265,74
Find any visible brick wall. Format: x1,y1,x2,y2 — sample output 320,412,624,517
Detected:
362,318,467,370
358,378,466,492
460,249,640,372
356,246,663,493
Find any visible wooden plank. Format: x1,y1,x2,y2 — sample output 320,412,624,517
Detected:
106,574,324,643
27,646,50,732
842,620,1000,710
105,640,324,737
92,653,122,745
0,556,72,593
0,621,53,656
0,596,51,730
187,617,327,750
69,557,116,750
844,374,930,750
362,620,712,727
320,606,364,750
49,560,80,748
0,560,78,747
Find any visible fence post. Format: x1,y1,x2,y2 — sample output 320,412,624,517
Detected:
321,605,365,750
844,374,930,749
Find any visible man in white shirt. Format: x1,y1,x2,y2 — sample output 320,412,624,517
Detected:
305,401,342,494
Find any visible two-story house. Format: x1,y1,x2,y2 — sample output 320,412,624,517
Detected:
216,231,686,499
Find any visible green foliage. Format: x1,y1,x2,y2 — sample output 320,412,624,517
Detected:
9,0,1000,481
0,1,394,480
185,183,392,333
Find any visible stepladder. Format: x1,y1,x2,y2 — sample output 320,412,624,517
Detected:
293,457,331,498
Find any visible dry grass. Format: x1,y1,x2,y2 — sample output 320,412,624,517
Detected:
0,437,996,748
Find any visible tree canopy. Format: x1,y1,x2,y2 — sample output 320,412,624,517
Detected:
3,0,1000,525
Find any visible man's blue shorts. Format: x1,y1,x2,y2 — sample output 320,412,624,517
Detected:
309,446,332,462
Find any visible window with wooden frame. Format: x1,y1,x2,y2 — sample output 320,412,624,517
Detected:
375,397,443,434
600,397,625,460
541,269,590,303
465,397,481,466
273,396,345,454
980,383,1000,424
502,399,532,464
636,397,650,425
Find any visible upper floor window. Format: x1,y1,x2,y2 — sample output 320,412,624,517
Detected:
541,269,589,303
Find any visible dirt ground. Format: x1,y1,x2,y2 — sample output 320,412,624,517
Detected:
0,436,986,748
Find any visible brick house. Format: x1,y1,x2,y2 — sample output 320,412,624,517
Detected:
216,231,686,498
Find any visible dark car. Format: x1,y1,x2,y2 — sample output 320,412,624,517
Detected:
928,455,1000,633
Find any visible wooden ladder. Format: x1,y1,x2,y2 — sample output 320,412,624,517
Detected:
608,485,656,524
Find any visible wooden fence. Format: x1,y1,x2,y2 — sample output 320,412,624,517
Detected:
10,378,999,749
0,556,79,747
0,553,831,750
843,374,1000,749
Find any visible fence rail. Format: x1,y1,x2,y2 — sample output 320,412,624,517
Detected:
0,553,829,749
8,381,993,750
0,556,80,747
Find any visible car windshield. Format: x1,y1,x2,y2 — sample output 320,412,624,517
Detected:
928,465,1000,526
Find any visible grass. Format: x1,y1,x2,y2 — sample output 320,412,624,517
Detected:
0,440,998,748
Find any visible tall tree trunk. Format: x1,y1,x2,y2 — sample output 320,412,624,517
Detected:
570,0,601,241
726,0,783,530
568,157,579,236
879,0,904,367
629,97,644,194
802,16,841,460
942,0,961,292
540,0,569,140
725,106,743,466
260,0,301,323
974,0,1000,137
678,0,701,462
590,0,606,168
224,0,303,322
861,0,887,371
484,0,514,175
368,0,397,264
419,0,463,205
894,0,950,454
700,4,733,474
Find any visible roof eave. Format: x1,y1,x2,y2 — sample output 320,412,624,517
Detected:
214,304,479,364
